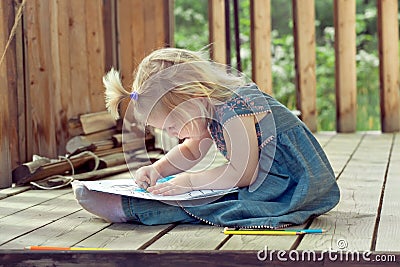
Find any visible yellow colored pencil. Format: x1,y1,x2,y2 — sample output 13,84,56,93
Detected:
223,228,305,235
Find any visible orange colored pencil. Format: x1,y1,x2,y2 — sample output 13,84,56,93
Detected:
25,246,108,251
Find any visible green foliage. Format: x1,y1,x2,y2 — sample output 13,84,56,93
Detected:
174,0,209,51
174,0,388,131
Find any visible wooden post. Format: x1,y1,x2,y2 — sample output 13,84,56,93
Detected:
250,0,272,95
164,0,174,47
334,0,357,133
292,0,317,132
377,0,400,132
208,0,226,64
334,0,357,132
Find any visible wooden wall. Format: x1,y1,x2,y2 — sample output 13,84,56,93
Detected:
0,0,170,188
209,0,400,133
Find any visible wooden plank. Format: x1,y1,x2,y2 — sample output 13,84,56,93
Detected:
25,0,57,158
22,0,33,161
103,0,117,70
0,192,82,246
117,0,134,81
69,0,91,115
297,133,393,251
322,133,363,177
146,224,226,250
334,0,357,133
0,189,70,219
292,0,317,132
208,0,226,64
48,0,62,155
375,133,400,251
131,0,146,68
0,186,30,200
377,0,400,132
3,0,21,171
15,0,27,165
250,0,272,95
85,0,107,113
144,0,157,53
153,0,167,48
0,0,13,188
54,0,73,157
313,132,336,147
77,223,174,250
49,0,69,157
0,209,109,249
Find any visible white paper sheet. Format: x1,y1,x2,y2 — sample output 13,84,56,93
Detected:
82,176,238,201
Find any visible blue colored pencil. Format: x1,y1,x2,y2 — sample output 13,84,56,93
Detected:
224,227,325,234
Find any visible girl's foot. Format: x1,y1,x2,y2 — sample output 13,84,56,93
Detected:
71,180,127,223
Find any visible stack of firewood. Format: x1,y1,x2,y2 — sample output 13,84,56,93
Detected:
12,111,158,187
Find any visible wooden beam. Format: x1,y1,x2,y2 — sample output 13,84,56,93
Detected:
377,0,400,132
292,0,317,132
250,0,272,95
208,0,226,64
334,0,357,133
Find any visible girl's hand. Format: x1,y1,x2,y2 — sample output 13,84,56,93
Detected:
134,165,162,190
147,174,193,196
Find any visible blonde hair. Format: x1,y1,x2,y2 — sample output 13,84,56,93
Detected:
103,47,246,121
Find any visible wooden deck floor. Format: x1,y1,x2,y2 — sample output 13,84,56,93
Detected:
0,132,399,266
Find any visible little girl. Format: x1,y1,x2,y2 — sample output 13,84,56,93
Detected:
72,48,340,228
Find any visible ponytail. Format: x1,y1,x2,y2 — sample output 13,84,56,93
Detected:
103,68,130,119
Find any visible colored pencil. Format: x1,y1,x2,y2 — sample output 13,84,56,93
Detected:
223,227,325,235
223,229,304,235
25,246,109,251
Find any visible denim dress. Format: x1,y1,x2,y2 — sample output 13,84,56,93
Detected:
121,84,340,228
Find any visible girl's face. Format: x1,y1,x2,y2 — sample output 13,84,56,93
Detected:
148,98,209,140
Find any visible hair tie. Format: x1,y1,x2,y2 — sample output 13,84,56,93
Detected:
130,92,139,100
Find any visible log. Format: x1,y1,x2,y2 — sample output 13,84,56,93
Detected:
79,111,116,135
12,148,123,185
86,152,127,170
66,128,117,153
67,117,84,136
10,157,51,182
72,161,146,181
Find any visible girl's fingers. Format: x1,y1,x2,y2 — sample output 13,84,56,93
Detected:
148,183,188,196
148,183,170,194
135,176,151,189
